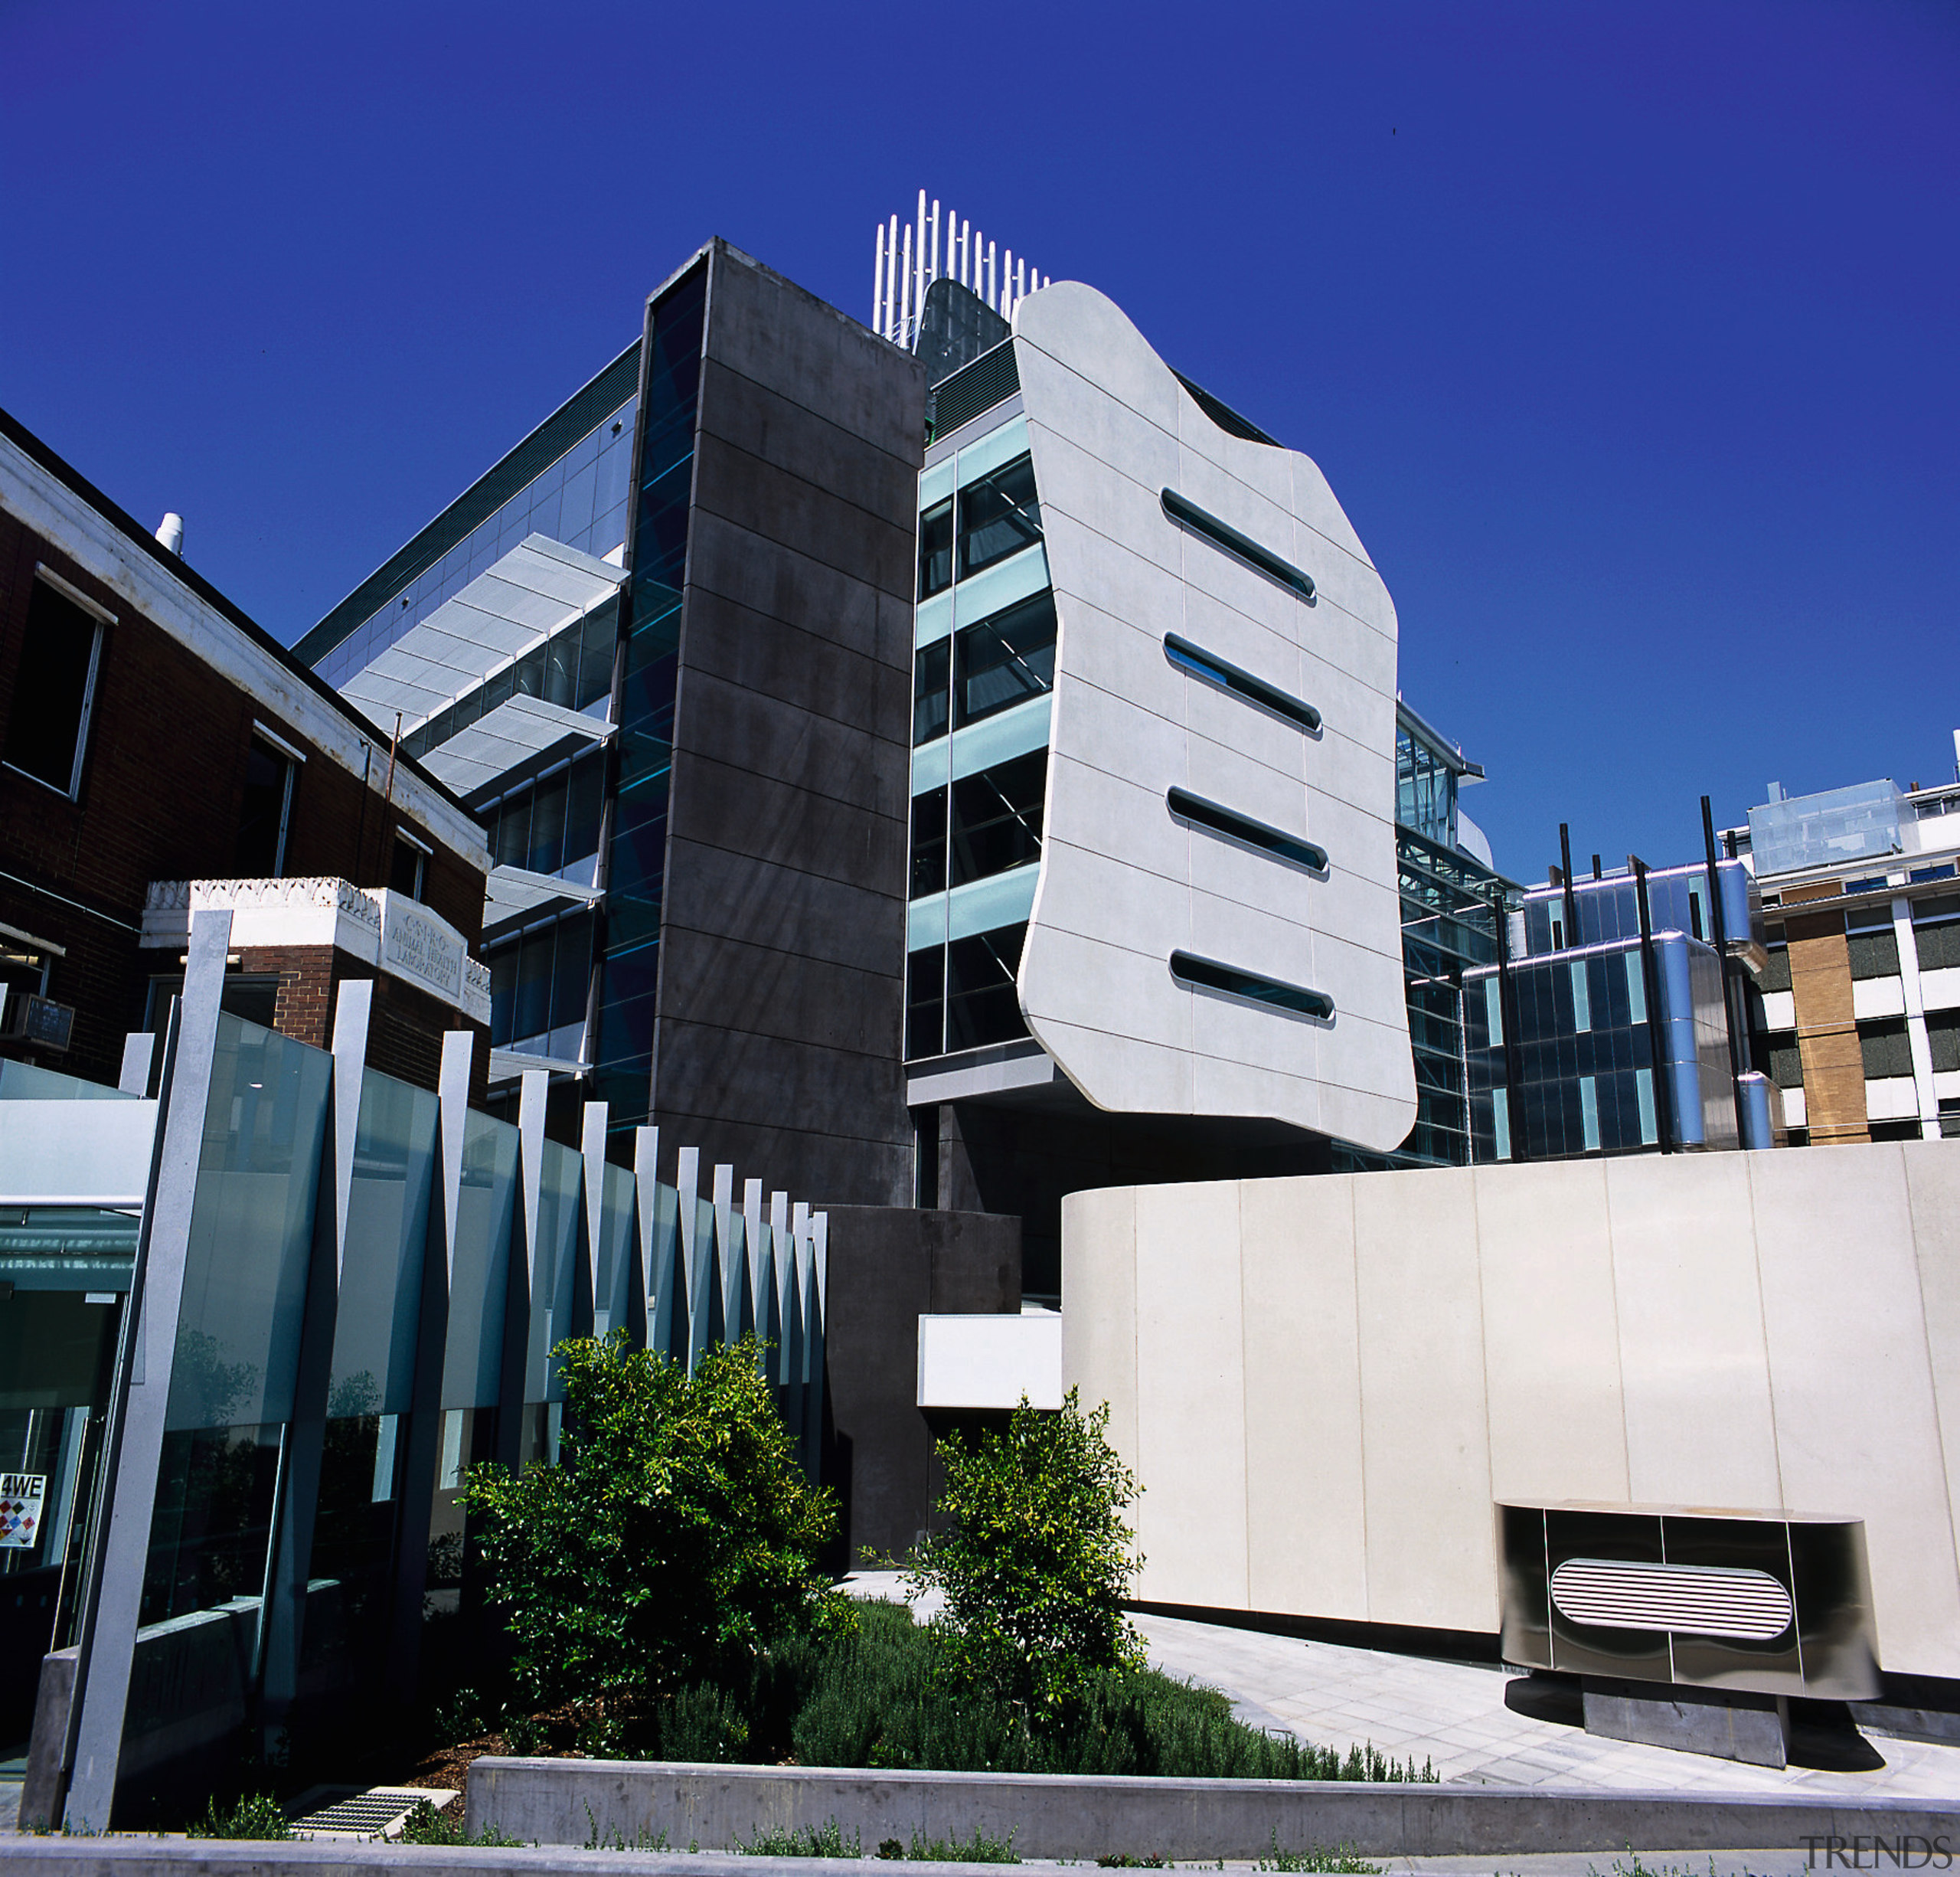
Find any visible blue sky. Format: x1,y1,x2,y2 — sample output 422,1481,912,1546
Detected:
4,1,1955,878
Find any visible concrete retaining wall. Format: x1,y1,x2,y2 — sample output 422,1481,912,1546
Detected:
464,1755,1960,1859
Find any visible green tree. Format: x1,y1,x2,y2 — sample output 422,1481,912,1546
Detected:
463,1333,847,1715
908,1387,1144,1724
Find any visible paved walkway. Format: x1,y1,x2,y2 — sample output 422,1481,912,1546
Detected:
841,1575,1960,1800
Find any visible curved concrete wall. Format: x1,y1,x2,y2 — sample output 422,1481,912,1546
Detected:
1011,283,1415,1153
1062,1139,1960,1681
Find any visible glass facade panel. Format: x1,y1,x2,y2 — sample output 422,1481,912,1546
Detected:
954,591,1057,730
957,455,1042,579
594,262,707,1136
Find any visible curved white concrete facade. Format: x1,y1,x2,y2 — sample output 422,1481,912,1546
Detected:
1011,284,1415,1152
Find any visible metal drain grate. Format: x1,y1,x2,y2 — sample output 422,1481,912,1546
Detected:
290,1785,458,1839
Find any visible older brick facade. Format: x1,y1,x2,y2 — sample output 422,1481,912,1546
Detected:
0,410,490,1093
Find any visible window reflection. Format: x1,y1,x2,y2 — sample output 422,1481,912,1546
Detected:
957,456,1042,580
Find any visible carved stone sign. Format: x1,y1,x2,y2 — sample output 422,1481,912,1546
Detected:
378,891,466,1008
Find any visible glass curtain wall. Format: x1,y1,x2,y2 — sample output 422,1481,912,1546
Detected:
906,429,1053,1065
37,988,828,1822
594,262,708,1133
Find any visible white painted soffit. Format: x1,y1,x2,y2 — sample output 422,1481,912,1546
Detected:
339,535,625,730
420,694,617,797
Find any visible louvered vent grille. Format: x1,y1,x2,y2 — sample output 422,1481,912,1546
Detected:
929,340,1021,440
1550,1558,1794,1640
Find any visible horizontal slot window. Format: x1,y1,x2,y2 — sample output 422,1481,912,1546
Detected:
1168,787,1325,872
1161,489,1315,601
1164,633,1320,734
1169,950,1332,1020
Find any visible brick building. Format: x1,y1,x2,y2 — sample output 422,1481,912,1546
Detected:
1740,762,1960,1146
0,407,493,1092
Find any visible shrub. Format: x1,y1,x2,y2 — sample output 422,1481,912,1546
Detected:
186,1792,291,1839
907,1387,1143,1723
464,1332,848,1714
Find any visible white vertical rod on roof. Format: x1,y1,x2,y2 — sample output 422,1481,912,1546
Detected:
960,218,970,288
916,188,927,325
899,222,913,346
886,214,900,340
873,222,885,335
1003,247,1014,316
929,198,939,284
987,240,996,312
1017,257,1027,304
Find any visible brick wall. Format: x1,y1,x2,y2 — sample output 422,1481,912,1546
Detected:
0,505,488,1091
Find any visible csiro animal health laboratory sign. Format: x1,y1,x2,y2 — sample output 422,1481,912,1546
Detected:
378,892,466,1010
0,1473,45,1548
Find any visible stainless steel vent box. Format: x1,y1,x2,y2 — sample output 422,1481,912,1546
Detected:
1497,1500,1880,1699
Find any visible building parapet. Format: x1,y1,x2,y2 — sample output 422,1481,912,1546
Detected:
141,877,491,1025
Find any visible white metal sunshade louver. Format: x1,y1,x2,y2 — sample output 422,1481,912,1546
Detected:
338,535,626,731
1550,1558,1795,1641
419,694,616,798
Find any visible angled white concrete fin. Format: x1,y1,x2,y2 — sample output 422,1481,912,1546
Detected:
634,1124,662,1329
328,978,374,1281
518,1070,547,1287
581,1102,609,1300
436,1028,473,1280
713,1163,740,1333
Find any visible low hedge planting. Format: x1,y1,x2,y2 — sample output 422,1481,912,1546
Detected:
574,1598,1431,1781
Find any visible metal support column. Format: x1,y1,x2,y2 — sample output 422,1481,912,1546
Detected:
61,909,231,1830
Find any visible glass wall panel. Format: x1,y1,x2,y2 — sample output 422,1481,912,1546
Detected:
594,1162,635,1339
957,455,1042,578
145,1015,330,1627
526,1142,583,1408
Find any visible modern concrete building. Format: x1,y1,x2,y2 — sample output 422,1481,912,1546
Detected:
1464,852,1779,1161
884,198,1514,1291
299,240,926,1206
1735,759,1960,1146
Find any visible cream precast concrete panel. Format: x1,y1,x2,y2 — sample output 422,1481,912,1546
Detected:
1132,1179,1249,1607
1010,283,1416,1153
1060,1140,1960,1677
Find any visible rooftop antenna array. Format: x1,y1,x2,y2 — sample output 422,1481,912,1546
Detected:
872,190,1050,351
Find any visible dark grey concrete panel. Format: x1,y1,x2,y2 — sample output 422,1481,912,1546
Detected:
691,431,916,600
656,927,904,1061
686,509,895,665
698,358,921,538
679,587,911,739
661,837,904,980
655,1018,903,1146
704,245,927,465
640,1107,911,1214
671,666,906,821
822,1205,1021,1565
664,749,906,890
648,240,917,1222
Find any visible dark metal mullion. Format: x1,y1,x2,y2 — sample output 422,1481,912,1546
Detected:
1702,793,1751,1146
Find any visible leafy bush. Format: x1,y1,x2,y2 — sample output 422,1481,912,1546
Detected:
464,1333,848,1715
907,1388,1143,1723
186,1792,292,1839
